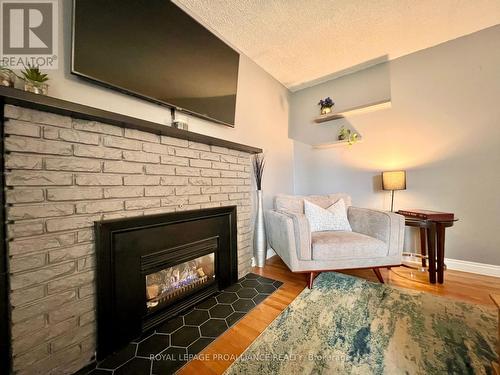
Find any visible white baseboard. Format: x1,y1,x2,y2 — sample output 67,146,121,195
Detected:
250,248,276,267
266,248,276,259
445,258,500,277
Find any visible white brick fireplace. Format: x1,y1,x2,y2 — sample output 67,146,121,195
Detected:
3,102,255,375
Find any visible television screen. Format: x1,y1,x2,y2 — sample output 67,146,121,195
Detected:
71,0,239,126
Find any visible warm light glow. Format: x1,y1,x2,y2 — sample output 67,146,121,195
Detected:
341,100,391,117
382,170,406,191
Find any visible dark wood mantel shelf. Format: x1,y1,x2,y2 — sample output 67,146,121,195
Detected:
0,86,262,154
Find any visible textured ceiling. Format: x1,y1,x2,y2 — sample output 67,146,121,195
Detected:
174,0,500,91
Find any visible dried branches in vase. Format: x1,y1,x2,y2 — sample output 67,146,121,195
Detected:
252,153,265,191
252,153,267,267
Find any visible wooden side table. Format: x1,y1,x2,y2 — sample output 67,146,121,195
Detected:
402,216,458,284
435,220,457,283
491,293,500,374
404,218,437,283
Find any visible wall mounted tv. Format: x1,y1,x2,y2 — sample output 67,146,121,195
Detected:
71,0,240,127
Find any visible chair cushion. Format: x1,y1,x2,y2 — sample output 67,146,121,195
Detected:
304,199,352,232
312,231,388,260
275,193,352,214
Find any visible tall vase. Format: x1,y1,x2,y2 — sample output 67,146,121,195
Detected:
253,190,267,268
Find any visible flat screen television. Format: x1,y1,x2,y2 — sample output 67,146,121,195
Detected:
71,0,240,127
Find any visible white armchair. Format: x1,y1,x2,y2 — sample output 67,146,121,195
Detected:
265,194,405,287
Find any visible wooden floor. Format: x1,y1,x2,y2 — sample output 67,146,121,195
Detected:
179,255,500,374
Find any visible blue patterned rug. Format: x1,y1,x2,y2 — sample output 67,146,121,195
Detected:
224,272,497,374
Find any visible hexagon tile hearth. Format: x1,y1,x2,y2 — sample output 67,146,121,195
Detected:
79,273,283,375
237,287,259,298
184,310,209,325
171,326,200,347
216,291,239,303
209,304,234,318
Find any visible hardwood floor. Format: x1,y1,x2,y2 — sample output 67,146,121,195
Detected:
178,255,500,374
343,265,500,307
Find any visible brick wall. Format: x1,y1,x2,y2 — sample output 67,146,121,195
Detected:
3,105,254,375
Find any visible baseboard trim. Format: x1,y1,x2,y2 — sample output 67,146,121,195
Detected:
445,258,500,277
266,248,276,259
250,248,276,267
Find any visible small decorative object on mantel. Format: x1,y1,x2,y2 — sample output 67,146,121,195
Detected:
0,66,15,87
318,96,334,115
338,126,359,145
252,153,267,268
20,63,49,95
172,120,189,131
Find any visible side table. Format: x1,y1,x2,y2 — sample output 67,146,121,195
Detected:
401,216,458,284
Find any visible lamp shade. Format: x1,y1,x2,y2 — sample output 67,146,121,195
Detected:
382,171,406,191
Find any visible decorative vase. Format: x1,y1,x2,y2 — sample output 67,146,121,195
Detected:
24,80,48,95
253,190,267,268
0,70,15,87
320,106,332,115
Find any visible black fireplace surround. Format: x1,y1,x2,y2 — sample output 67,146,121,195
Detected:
95,206,238,359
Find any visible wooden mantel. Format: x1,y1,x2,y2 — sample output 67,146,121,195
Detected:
0,86,262,154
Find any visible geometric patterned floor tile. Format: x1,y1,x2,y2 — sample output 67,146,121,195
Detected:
79,273,283,375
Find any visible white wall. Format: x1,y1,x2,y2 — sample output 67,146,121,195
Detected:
290,25,500,265
42,1,294,209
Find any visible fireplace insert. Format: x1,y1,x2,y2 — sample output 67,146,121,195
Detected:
144,245,216,313
95,206,238,359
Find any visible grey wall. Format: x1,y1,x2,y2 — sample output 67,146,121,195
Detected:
290,25,500,265
289,62,391,146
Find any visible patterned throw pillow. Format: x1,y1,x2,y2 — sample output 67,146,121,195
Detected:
304,199,352,232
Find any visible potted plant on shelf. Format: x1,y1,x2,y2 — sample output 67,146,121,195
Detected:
20,64,49,95
0,65,15,87
338,126,359,145
338,126,350,141
318,97,335,115
252,153,267,268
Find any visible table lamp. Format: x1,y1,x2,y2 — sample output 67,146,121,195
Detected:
382,170,406,212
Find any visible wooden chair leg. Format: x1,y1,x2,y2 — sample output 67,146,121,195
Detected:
308,272,319,288
373,268,384,283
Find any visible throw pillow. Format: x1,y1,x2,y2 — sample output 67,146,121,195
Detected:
304,199,352,232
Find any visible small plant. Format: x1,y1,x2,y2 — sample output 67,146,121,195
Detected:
20,63,49,95
252,154,265,190
0,65,15,87
318,97,334,108
20,63,49,83
338,126,350,140
348,132,359,145
318,97,335,115
0,65,12,73
338,126,359,145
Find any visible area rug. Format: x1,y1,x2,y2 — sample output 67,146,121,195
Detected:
224,272,497,375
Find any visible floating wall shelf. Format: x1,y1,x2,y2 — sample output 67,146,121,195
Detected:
313,138,363,149
314,99,391,123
